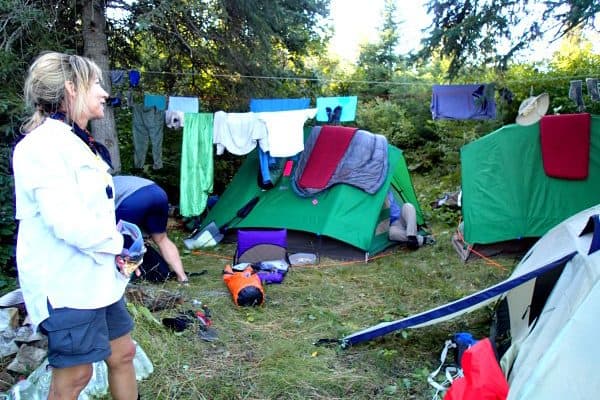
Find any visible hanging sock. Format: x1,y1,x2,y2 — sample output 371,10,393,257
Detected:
586,78,599,102
128,70,141,88
331,105,342,124
499,87,514,103
569,80,585,112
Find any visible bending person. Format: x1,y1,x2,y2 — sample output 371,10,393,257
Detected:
387,192,433,250
113,175,189,283
13,52,138,400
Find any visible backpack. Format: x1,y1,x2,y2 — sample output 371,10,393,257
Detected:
132,243,174,283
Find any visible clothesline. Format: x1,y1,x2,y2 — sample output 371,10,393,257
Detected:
109,68,600,87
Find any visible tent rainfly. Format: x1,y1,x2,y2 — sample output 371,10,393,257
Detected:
459,114,600,248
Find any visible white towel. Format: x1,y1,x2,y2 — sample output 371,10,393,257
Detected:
212,111,268,155
256,108,317,157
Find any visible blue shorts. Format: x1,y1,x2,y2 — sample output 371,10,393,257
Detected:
40,297,134,368
115,184,169,234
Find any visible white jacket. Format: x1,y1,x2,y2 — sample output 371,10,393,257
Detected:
13,118,127,326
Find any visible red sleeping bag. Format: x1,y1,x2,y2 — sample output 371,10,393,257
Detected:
444,338,508,400
539,113,591,180
297,125,357,189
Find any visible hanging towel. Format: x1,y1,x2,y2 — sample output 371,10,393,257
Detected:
143,94,167,111
297,125,357,189
430,84,496,120
315,96,358,122
539,113,591,180
168,96,199,113
213,111,269,156
250,98,312,187
180,113,214,217
256,108,317,157
249,98,311,112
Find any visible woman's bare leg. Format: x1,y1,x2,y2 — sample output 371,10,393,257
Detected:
151,232,188,282
47,363,93,400
105,333,138,400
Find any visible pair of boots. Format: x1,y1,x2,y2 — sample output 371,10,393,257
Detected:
406,235,436,250
325,105,342,124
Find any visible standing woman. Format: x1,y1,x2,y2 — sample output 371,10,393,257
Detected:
12,52,139,400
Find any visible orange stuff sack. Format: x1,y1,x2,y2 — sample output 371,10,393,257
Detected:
222,265,265,306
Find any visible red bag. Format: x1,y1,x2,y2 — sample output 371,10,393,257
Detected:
444,338,508,400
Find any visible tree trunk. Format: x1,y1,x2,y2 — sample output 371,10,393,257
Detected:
81,0,121,172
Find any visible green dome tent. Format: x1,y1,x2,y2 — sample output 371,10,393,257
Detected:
457,114,600,259
198,127,424,260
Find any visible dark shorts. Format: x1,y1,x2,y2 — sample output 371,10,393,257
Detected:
40,296,134,369
116,184,169,234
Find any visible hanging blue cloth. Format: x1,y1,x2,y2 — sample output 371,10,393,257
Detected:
315,96,358,122
144,94,167,111
430,84,496,120
249,98,311,112
110,70,125,86
168,96,200,113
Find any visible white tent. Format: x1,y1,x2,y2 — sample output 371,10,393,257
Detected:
339,204,600,399
502,205,600,399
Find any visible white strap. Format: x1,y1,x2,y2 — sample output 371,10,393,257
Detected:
428,340,464,399
428,340,455,391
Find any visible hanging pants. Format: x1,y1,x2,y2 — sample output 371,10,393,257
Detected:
132,104,165,169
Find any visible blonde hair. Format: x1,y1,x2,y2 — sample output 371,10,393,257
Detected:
22,52,103,133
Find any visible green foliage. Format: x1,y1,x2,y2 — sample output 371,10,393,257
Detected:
354,0,403,98
420,0,600,77
0,145,16,276
356,98,418,148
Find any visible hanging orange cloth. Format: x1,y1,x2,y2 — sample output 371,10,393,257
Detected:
222,265,265,306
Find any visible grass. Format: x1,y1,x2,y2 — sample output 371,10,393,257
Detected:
119,173,521,400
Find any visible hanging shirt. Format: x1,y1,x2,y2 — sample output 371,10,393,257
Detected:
249,98,312,187
256,108,317,157
212,111,268,156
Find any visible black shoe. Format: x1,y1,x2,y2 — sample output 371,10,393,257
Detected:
423,235,436,245
407,236,419,250
162,315,193,332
